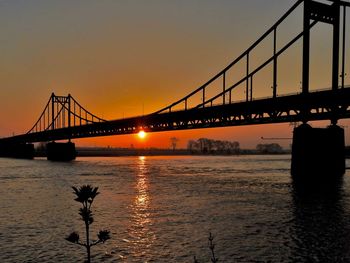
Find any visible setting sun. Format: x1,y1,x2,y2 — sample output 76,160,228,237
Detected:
138,130,146,139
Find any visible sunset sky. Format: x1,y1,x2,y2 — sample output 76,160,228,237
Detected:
0,0,349,149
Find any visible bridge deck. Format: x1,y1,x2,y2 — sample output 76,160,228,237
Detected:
2,88,350,144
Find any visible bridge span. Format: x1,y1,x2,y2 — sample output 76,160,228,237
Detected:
1,88,350,144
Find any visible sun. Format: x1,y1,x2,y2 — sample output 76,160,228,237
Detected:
138,130,146,139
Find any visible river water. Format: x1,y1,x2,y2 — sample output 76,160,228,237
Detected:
1,155,350,262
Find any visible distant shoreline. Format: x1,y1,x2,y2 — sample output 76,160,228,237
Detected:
36,147,291,157
33,146,350,158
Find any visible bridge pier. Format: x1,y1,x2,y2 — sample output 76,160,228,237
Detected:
0,143,34,159
47,142,76,161
291,124,345,185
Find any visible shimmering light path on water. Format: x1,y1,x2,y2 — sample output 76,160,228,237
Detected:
1,155,350,262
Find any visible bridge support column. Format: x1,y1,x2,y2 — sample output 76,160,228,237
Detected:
0,143,34,159
291,124,345,184
47,142,76,161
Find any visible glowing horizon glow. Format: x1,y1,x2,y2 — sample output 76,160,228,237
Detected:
138,130,146,139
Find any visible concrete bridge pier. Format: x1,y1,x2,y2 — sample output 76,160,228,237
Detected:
0,143,34,159
47,141,76,161
291,124,345,185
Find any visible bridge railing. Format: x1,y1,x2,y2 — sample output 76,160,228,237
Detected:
153,86,349,114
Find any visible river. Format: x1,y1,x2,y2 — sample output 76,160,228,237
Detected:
1,155,350,262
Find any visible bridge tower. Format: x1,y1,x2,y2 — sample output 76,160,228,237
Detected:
46,93,77,161
302,0,341,96
292,0,345,184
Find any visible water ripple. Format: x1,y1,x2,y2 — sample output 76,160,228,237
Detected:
1,155,350,262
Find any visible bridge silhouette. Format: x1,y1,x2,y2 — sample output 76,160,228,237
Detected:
0,0,350,177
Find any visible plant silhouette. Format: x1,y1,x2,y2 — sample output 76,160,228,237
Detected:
194,232,218,263
65,185,110,263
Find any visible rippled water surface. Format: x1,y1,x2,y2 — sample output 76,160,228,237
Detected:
1,155,350,262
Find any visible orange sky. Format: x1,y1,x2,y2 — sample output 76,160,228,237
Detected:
0,0,349,149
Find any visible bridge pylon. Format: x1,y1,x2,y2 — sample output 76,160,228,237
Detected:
291,124,345,186
46,141,76,161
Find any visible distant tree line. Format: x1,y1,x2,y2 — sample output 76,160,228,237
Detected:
187,138,240,154
256,143,283,154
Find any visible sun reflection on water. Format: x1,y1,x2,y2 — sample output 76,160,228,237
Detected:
129,156,155,257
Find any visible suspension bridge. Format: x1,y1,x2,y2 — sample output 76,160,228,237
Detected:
0,0,350,178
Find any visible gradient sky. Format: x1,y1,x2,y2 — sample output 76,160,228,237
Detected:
0,0,349,148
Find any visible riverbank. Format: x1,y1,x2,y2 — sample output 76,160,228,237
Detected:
35,147,291,157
